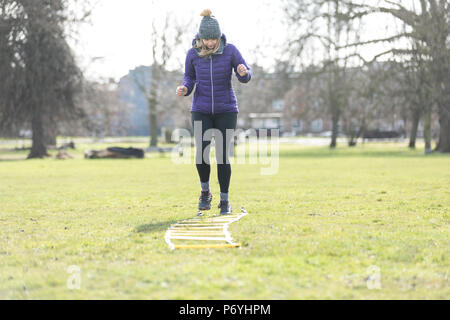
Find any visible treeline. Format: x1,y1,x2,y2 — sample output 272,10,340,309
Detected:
279,0,449,153
0,0,128,158
1,1,448,156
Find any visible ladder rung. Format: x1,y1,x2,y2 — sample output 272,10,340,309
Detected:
173,223,225,227
169,227,223,230
169,236,228,241
174,243,241,249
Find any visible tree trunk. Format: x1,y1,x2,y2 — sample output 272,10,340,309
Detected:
409,109,421,149
149,65,159,148
348,135,357,147
330,109,339,148
149,106,158,147
435,103,450,153
424,108,432,154
347,123,358,147
349,120,365,147
28,111,49,159
44,117,58,147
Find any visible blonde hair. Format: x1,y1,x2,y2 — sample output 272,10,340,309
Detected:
195,38,221,58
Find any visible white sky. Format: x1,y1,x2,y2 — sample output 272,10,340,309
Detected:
71,0,403,82
72,0,285,81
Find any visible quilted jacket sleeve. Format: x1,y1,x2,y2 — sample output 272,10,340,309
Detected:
231,45,252,83
182,50,196,96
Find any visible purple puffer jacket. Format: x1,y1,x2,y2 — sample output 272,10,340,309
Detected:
182,33,251,114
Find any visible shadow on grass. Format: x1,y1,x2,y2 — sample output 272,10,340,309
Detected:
0,158,27,162
278,146,449,158
0,149,29,161
135,220,177,233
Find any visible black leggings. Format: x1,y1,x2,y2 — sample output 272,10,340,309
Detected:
191,111,238,193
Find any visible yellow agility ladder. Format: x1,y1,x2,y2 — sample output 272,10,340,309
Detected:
165,207,248,250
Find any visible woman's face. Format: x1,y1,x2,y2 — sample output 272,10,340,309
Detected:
202,39,218,49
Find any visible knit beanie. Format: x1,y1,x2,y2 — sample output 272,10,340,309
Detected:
198,9,222,39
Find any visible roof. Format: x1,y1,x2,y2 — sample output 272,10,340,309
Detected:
248,113,284,119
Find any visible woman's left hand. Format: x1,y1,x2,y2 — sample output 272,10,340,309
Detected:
237,64,248,77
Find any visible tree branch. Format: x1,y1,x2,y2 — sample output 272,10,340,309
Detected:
337,32,416,49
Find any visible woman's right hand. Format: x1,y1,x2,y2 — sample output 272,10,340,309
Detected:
176,86,188,96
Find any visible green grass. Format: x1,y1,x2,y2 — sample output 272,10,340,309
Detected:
0,139,449,299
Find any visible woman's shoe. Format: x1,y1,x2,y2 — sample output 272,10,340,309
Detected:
199,191,212,210
218,200,232,215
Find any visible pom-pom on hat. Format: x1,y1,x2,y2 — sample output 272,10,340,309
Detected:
198,9,222,39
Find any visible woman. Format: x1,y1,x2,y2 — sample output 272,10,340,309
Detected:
176,9,252,215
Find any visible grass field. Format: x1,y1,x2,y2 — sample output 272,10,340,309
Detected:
0,138,449,299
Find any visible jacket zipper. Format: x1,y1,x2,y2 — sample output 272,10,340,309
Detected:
210,55,214,114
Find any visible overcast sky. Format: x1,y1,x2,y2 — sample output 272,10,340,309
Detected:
71,0,402,82
72,0,286,81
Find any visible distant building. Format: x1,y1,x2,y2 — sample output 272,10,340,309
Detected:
118,66,152,136
118,66,183,137
249,113,283,130
246,113,283,137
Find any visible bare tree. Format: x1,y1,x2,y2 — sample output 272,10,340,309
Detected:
235,63,291,128
70,79,131,138
133,10,190,148
348,65,382,146
284,0,364,148
312,0,450,152
387,41,434,152
0,0,89,158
